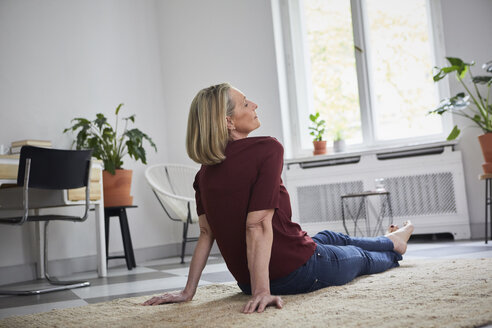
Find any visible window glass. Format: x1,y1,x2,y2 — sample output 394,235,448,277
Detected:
295,0,443,154
303,0,362,145
365,0,442,140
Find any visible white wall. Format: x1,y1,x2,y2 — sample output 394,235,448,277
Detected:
0,0,284,274
439,0,492,238
0,0,490,277
0,0,170,267
153,0,284,243
155,0,284,166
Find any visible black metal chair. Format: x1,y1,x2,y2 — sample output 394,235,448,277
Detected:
0,146,93,295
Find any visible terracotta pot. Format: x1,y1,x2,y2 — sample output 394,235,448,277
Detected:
102,169,133,207
313,140,327,155
479,133,492,174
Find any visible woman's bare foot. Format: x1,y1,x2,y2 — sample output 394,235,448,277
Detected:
386,224,399,234
385,221,414,255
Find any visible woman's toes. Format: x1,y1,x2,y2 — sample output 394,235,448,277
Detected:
386,224,399,233
402,221,415,235
386,221,414,255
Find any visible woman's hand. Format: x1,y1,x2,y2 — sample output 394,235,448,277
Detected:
142,290,192,306
242,293,284,313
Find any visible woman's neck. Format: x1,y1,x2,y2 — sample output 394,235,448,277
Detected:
229,130,249,141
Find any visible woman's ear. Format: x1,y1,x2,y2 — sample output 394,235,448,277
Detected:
226,116,235,130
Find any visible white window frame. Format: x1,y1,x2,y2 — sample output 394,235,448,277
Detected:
271,0,452,159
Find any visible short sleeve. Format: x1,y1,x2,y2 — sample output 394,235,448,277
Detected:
193,170,205,216
247,140,284,212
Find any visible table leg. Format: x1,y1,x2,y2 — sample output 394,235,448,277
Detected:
387,193,394,226
341,198,349,235
364,196,371,236
354,198,366,236
95,203,107,277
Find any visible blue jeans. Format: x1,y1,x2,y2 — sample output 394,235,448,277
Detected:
238,230,402,295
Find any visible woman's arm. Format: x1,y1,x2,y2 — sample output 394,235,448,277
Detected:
243,209,283,314
143,214,214,306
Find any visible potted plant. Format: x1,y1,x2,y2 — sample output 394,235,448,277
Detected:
430,57,492,173
64,103,157,206
309,112,327,155
333,129,346,153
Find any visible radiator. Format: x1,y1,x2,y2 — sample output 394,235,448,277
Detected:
284,144,471,239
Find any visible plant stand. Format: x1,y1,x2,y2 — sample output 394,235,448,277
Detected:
104,205,137,270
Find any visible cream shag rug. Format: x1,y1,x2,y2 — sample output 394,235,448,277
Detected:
1,259,491,328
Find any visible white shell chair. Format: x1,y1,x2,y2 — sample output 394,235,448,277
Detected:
145,164,199,263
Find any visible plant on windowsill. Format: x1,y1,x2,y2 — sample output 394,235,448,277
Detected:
309,112,327,155
333,129,346,153
63,103,157,206
429,57,492,173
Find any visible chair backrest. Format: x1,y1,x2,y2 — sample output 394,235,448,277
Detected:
17,146,93,190
145,164,199,223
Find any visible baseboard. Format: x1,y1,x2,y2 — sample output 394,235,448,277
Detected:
0,241,221,286
470,221,490,240
0,262,38,286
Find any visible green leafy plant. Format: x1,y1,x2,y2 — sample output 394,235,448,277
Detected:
430,57,492,140
309,112,326,141
63,103,157,174
334,129,344,142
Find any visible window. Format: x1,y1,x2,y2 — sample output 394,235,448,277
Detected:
276,0,449,157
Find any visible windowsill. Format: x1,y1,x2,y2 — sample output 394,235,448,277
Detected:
285,139,458,165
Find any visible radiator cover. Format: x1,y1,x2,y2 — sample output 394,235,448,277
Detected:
284,145,470,239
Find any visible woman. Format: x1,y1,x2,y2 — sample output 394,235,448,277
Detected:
143,83,414,313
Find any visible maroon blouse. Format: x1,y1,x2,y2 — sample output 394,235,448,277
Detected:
193,136,316,285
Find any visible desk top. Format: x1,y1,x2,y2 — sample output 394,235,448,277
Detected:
0,154,20,159
479,173,492,180
0,156,103,202
1,156,103,181
0,154,102,162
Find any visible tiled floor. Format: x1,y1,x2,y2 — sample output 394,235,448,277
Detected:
0,239,491,320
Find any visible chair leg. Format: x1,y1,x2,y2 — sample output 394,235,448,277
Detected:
0,221,91,296
181,221,190,264
43,221,91,289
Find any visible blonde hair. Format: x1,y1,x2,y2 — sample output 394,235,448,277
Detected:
186,83,236,165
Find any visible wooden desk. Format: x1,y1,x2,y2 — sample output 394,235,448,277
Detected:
0,155,107,277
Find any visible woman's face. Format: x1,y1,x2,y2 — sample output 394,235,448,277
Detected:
227,88,260,140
